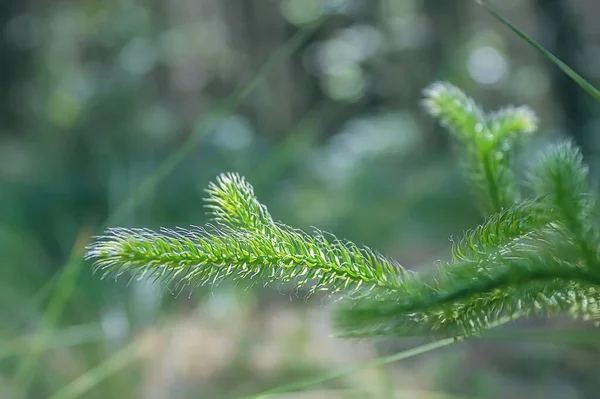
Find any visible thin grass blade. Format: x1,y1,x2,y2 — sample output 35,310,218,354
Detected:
476,0,600,102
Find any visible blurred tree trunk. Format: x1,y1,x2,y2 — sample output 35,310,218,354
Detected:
220,0,313,139
423,0,464,79
222,0,375,142
0,1,29,132
422,0,464,152
533,0,596,159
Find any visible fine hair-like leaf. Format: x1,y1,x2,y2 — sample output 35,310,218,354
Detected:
335,88,600,339
86,82,600,340
87,175,406,296
334,230,600,338
423,82,538,215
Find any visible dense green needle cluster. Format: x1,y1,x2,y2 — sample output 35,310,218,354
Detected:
423,82,537,215
86,82,600,339
88,173,407,296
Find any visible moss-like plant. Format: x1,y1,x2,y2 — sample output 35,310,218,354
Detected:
86,82,600,340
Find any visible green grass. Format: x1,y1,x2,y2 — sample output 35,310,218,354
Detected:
476,0,600,102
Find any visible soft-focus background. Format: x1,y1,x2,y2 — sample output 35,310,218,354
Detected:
2,0,600,398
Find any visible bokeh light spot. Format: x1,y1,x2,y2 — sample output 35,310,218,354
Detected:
467,46,508,85
211,115,255,151
280,0,323,25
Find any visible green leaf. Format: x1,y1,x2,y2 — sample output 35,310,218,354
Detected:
86,81,600,343
204,173,274,231
476,0,600,102
423,82,538,215
451,198,553,262
529,142,599,267
335,234,600,338
87,174,406,296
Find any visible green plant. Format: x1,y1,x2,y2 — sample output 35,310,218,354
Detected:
86,82,600,341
